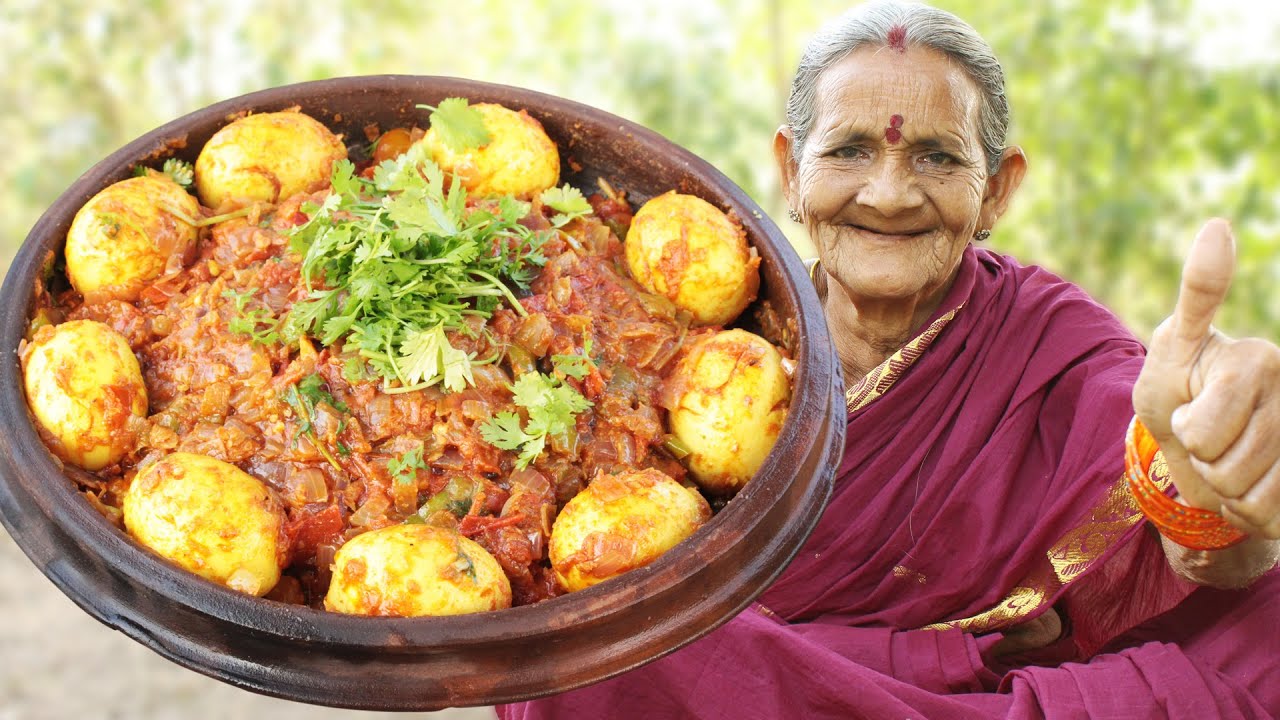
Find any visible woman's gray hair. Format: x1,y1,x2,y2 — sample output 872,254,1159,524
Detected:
786,0,1010,175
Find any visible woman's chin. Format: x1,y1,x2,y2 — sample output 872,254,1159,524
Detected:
840,275,933,305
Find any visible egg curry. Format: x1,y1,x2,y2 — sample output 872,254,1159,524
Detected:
20,99,790,615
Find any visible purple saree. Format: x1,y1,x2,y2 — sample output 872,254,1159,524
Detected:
499,246,1280,719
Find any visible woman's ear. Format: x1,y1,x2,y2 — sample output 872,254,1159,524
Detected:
978,146,1027,230
774,126,800,211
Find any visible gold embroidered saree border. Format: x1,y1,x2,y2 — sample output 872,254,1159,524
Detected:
844,306,963,413
922,454,1173,633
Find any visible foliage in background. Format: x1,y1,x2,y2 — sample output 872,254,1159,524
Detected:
1,0,1277,337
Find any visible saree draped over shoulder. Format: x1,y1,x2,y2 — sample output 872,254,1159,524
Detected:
499,246,1280,720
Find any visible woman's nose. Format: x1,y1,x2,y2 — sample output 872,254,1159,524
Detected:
854,156,924,216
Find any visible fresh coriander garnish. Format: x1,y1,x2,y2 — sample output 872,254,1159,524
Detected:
551,335,595,379
162,158,194,188
281,373,348,471
540,185,593,228
479,370,592,469
298,372,349,413
285,141,548,394
416,98,492,152
222,288,281,345
133,159,195,189
387,446,428,486
341,355,369,384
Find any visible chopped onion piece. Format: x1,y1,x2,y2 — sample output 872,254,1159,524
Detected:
349,492,391,527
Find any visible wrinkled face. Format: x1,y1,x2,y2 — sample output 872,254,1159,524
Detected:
784,46,1001,308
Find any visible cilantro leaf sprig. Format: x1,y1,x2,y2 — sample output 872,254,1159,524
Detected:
161,158,194,188
479,371,593,469
551,335,596,379
417,98,492,152
286,139,549,394
281,373,350,470
222,287,281,345
134,158,194,188
388,446,428,486
540,185,593,229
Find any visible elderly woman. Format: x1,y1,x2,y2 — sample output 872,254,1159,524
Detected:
501,2,1280,718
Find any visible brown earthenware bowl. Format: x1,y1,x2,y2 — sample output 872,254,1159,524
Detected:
0,75,844,710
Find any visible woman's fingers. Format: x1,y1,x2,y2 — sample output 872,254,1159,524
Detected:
1172,340,1252,462
1222,461,1280,538
1182,339,1280,500
990,609,1063,658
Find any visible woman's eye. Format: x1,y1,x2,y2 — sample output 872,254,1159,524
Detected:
833,146,869,160
920,152,954,167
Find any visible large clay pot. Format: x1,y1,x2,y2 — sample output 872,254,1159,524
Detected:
0,75,844,710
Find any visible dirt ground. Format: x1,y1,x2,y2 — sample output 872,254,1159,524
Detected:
0,529,494,720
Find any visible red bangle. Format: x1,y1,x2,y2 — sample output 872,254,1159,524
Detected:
1125,416,1247,551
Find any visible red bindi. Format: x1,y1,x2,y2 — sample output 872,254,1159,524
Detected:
885,114,904,144
887,25,907,53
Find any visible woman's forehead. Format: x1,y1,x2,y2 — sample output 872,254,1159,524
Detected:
811,46,982,138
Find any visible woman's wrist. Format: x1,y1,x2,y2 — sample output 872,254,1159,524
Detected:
1126,416,1246,551
1159,531,1280,589
1127,416,1280,587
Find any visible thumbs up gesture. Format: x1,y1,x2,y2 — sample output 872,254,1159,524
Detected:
1133,219,1280,548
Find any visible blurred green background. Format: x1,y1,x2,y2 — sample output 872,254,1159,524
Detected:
2,0,1278,338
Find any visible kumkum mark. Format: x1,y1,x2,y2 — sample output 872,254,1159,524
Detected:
887,24,908,53
885,114,904,144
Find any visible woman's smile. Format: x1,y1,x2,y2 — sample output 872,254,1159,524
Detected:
841,223,935,243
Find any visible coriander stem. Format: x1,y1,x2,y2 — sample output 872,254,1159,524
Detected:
469,269,528,317
385,337,410,387
306,432,345,474
382,378,442,394
391,280,423,298
159,203,256,228
195,205,256,227
158,202,199,226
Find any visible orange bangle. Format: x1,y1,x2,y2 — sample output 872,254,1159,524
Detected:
1125,416,1247,551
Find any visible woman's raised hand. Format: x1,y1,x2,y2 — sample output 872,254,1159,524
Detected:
1133,219,1280,540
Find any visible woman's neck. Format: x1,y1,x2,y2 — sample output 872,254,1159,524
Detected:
817,268,949,385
